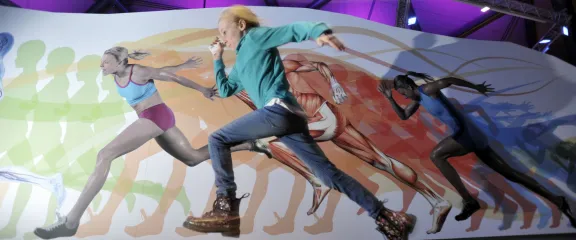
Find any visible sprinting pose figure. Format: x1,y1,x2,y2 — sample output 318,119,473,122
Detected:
235,56,451,234
183,6,416,239
0,167,66,218
379,71,575,228
33,46,267,239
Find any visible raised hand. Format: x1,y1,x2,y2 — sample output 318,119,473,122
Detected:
330,80,348,104
377,81,393,98
209,37,224,60
200,86,218,101
183,56,203,69
316,33,345,51
475,81,494,95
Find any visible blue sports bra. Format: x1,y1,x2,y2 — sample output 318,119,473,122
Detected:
418,86,462,132
115,65,157,106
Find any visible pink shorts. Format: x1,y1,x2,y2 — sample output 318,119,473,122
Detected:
138,103,176,131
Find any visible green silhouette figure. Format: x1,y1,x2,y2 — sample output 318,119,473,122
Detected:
28,47,75,167
0,40,46,239
0,40,46,166
1,47,74,239
61,55,102,175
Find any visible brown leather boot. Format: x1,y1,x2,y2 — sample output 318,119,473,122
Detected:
183,193,249,237
375,208,416,240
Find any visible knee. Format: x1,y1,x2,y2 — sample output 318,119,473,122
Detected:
182,157,201,167
429,150,445,164
96,148,115,167
208,131,227,146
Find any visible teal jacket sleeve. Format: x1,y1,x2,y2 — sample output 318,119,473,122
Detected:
246,22,331,50
214,59,244,98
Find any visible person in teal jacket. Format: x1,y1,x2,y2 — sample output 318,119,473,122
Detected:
182,5,416,239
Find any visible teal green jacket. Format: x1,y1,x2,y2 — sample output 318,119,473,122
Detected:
213,21,331,109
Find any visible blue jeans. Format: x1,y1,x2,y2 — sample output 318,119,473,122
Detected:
208,104,384,219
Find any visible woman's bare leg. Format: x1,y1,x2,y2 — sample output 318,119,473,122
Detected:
429,136,479,221
153,127,258,167
121,126,263,237
34,119,164,239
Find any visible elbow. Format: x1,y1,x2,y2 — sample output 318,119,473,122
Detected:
436,79,450,87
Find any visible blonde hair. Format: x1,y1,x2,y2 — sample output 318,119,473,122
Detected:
219,5,261,28
103,46,150,64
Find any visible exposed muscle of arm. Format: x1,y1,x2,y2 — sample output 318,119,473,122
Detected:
235,90,257,111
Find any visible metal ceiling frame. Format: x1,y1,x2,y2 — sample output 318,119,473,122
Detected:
396,0,411,28
86,0,129,13
455,12,505,37
407,0,422,31
85,0,113,13
306,0,332,9
453,0,572,52
0,0,20,7
123,0,184,11
501,16,520,41
454,0,571,24
264,0,332,9
264,0,279,7
113,0,129,13
367,0,376,20
396,0,422,31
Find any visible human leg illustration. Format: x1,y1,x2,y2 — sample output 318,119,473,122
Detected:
181,134,334,236
233,91,332,217
72,125,262,238
34,118,166,239
475,147,575,228
301,99,449,233
0,167,65,216
330,122,451,234
122,126,262,237
429,135,485,221
2,47,73,239
184,105,416,239
123,124,211,238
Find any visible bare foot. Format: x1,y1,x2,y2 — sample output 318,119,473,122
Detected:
497,197,518,231
240,216,255,234
550,202,562,228
304,214,333,235
466,199,488,232
427,200,452,234
124,209,164,237
263,212,295,235
75,208,112,238
520,202,536,230
308,184,331,216
455,200,481,221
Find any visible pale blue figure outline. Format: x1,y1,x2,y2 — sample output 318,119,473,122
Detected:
0,167,66,219
0,32,15,101
0,32,67,220
443,82,569,229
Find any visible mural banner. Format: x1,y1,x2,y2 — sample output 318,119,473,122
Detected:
0,5,575,239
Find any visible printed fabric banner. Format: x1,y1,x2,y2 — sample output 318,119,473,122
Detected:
0,5,575,240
